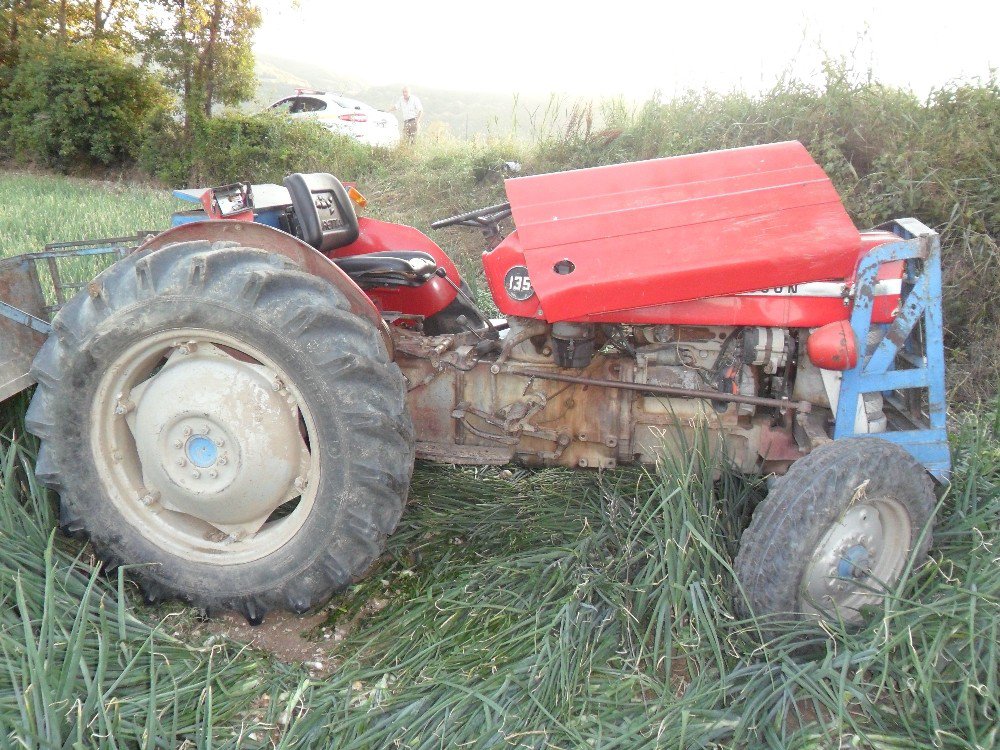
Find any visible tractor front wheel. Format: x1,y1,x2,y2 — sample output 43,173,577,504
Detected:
26,240,414,623
734,438,935,626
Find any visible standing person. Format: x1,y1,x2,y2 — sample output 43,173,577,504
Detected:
390,86,423,144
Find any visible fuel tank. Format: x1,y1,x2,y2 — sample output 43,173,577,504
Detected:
485,141,865,323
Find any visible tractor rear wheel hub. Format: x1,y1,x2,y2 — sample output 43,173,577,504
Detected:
125,342,310,536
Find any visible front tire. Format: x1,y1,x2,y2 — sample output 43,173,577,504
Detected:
26,240,414,623
734,438,935,626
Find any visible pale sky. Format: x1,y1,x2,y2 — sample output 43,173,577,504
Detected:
256,0,998,98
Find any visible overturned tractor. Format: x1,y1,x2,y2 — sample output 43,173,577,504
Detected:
0,141,947,627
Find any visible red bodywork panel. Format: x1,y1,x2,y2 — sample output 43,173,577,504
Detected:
574,235,904,327
484,142,898,326
333,217,458,318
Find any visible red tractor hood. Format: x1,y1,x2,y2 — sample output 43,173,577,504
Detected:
501,141,861,321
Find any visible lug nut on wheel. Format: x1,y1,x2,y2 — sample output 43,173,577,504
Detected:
138,490,160,506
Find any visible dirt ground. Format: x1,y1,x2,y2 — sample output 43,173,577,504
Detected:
197,592,392,674
207,610,332,667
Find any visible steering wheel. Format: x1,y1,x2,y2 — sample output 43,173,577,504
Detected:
430,202,512,230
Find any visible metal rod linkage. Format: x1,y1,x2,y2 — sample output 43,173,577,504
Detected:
516,368,812,412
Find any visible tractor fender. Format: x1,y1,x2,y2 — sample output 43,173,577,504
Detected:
136,221,393,354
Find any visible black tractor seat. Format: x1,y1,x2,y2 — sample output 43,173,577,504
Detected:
333,250,439,288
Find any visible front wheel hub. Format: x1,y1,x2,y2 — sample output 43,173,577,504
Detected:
126,343,310,536
802,498,911,618
837,544,871,579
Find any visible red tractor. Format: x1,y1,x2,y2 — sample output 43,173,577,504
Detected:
0,141,947,627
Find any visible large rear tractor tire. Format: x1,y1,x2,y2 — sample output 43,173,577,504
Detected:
26,240,414,624
734,438,935,626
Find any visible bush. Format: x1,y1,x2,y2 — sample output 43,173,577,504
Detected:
140,111,377,187
134,108,190,186
3,41,167,169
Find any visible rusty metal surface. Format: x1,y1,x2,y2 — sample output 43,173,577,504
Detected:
395,325,788,473
398,336,626,469
0,256,47,401
415,441,514,465
514,368,812,412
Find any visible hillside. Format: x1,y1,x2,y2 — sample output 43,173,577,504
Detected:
255,53,558,138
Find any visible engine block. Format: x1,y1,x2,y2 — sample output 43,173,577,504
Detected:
393,319,804,473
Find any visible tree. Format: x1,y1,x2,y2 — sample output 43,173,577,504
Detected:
141,0,261,131
75,0,141,50
0,0,139,65
0,1,53,65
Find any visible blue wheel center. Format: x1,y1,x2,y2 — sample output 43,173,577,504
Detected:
186,435,218,468
837,544,870,579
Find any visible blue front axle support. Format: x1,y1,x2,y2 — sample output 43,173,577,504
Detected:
833,218,951,482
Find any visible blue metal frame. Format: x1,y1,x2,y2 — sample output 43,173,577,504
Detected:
833,218,950,481
0,233,153,330
0,300,51,334
172,187,286,229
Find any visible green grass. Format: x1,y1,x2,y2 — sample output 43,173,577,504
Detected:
1,393,997,748
0,172,179,259
0,172,183,313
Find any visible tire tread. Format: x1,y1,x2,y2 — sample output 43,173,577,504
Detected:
26,239,415,623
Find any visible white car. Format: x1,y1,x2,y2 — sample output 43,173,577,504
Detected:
268,90,400,148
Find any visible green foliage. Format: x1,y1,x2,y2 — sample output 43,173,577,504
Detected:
141,0,262,122
0,1,265,169
0,1,142,66
0,0,51,66
2,40,167,168
140,110,374,186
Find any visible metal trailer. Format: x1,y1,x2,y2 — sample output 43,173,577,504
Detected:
0,234,154,403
